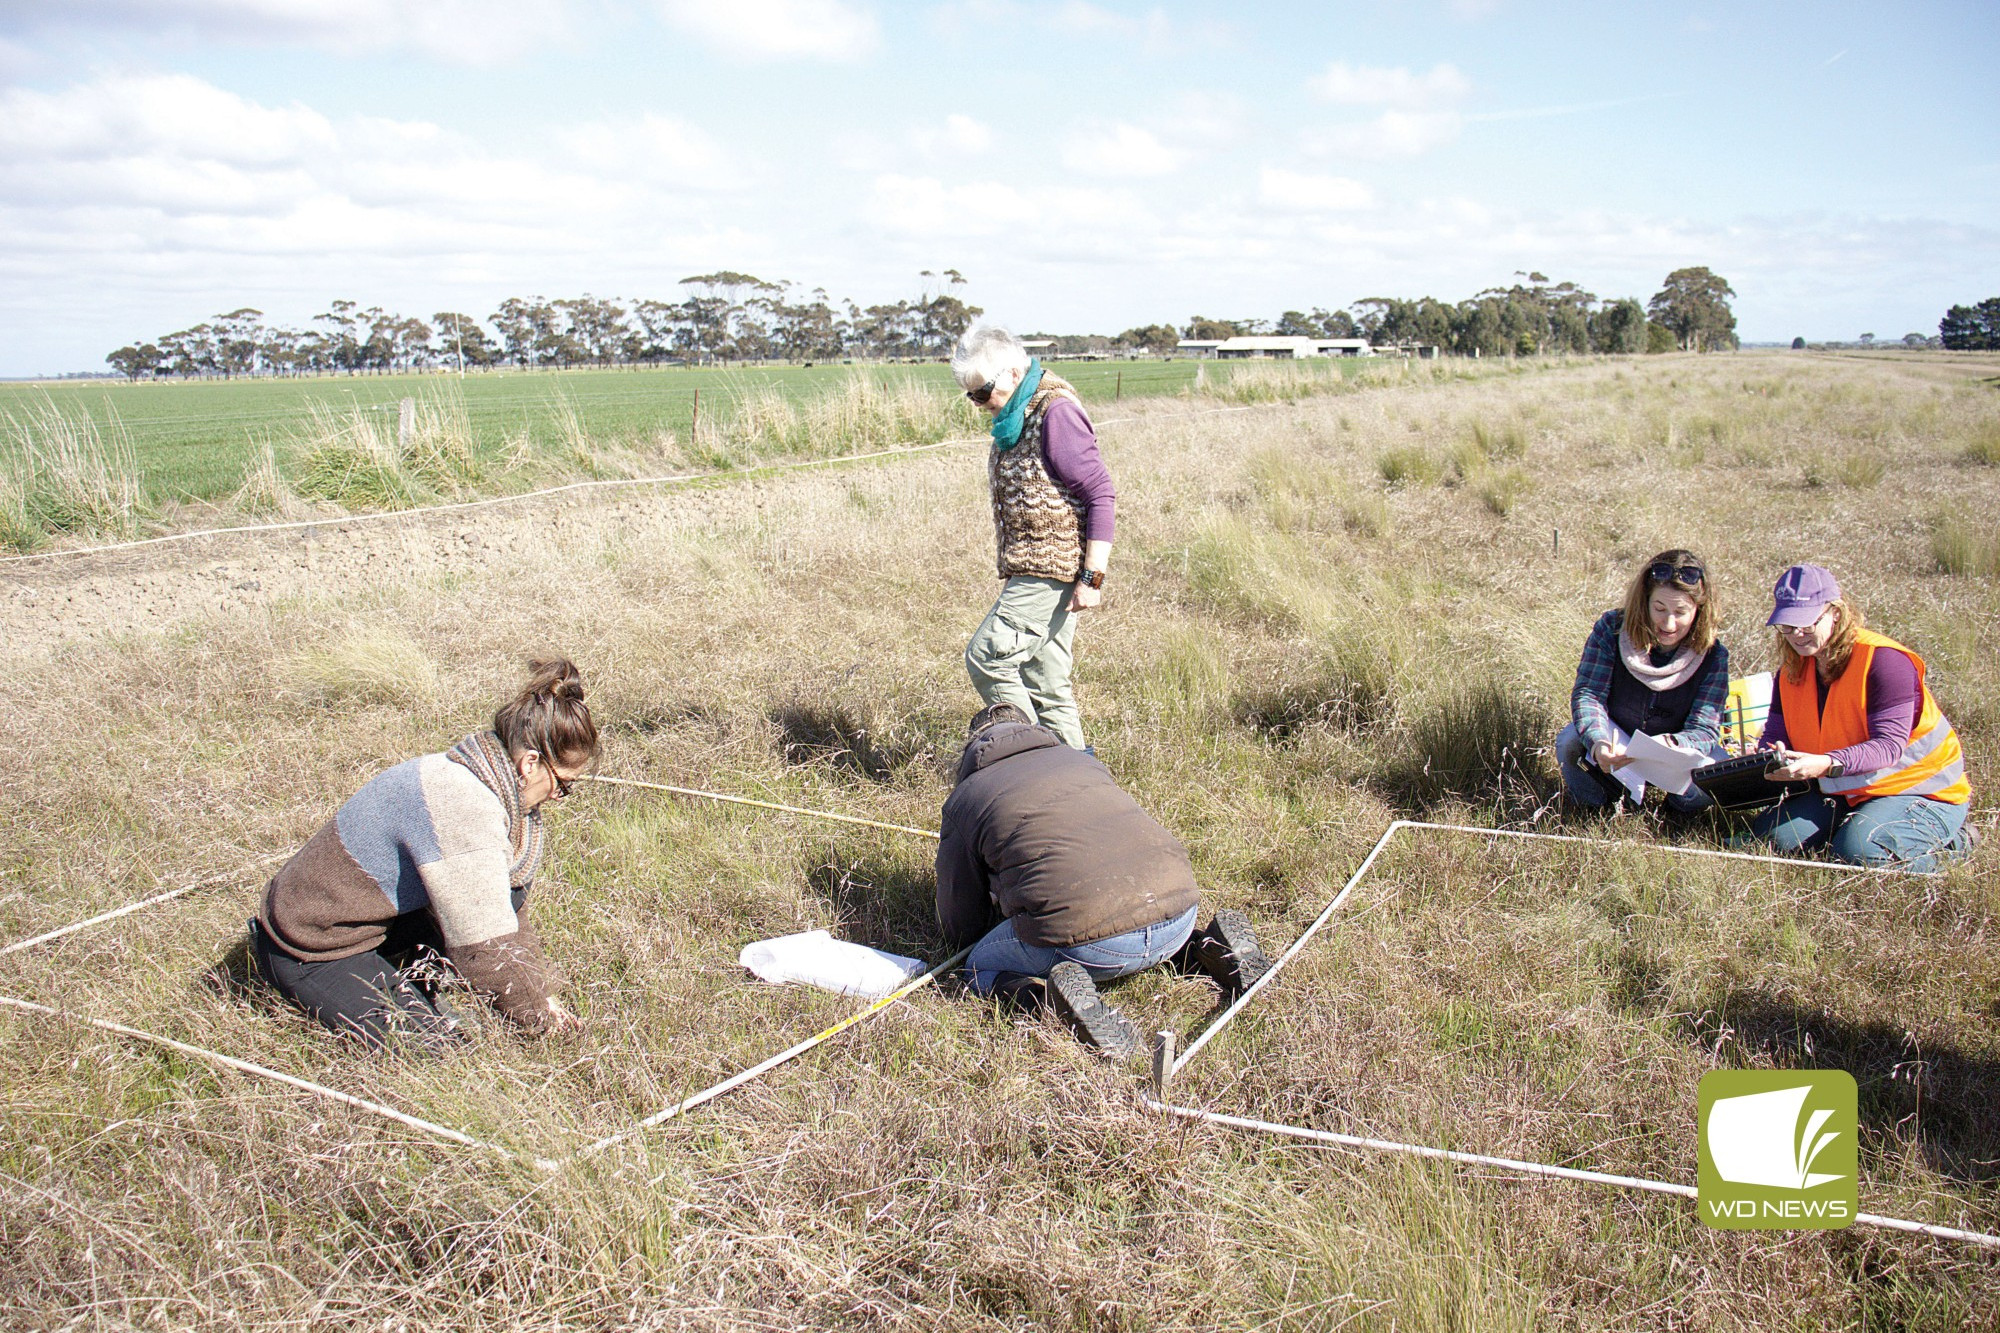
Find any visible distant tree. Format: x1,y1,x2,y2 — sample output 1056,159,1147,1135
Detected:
1647,267,1737,352
1791,336,1806,350
1312,307,1359,339
105,343,162,379
554,295,628,366
211,308,264,376
1117,324,1180,354
1588,298,1648,354
1858,332,1875,346
1939,298,2000,350
433,312,497,368
1644,320,1678,354
1181,316,1242,341
1902,332,1930,348
1274,310,1320,337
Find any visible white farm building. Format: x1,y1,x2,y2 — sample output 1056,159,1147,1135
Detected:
1209,336,1374,359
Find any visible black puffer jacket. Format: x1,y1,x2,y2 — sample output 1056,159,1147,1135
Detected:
935,722,1199,948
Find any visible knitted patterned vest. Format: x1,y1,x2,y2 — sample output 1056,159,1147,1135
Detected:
988,372,1087,581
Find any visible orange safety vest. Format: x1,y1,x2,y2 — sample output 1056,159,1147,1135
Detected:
1777,629,1970,806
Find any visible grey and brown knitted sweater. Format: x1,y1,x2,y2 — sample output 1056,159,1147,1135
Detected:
258,743,558,1031
988,371,1089,581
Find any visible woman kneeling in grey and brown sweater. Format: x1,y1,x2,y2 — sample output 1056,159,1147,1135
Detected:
249,658,598,1051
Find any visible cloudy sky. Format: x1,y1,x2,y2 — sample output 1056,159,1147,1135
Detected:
2,0,1995,375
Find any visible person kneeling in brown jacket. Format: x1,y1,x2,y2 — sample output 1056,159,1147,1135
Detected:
935,704,1271,1057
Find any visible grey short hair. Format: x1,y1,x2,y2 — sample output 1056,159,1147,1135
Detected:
951,325,1030,388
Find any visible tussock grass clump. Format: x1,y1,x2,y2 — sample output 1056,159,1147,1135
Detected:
1137,625,1233,721
1377,444,1443,487
1933,512,2000,577
285,624,442,707
0,393,141,549
1206,361,1366,405
291,388,488,509
227,441,311,518
1246,447,1390,537
694,372,982,466
1964,417,2000,465
1179,515,1333,630
1388,678,1556,811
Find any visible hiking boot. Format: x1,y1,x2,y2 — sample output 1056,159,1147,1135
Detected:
1190,909,1273,995
1048,961,1139,1059
989,971,1050,1013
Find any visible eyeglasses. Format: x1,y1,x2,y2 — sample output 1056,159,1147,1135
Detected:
964,380,996,406
1648,562,1705,586
535,751,575,799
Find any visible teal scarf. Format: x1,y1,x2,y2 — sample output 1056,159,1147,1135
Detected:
989,359,1045,451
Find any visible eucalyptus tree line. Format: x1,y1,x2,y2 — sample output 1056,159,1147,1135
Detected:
104,266,1738,379
105,270,985,379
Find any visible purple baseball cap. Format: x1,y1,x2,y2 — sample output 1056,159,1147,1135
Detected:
1767,563,1841,627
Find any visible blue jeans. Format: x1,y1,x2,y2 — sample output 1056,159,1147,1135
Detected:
1555,723,1723,813
966,904,1200,995
1747,791,1971,874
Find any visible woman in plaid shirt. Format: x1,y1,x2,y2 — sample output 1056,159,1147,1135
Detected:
1555,550,1731,814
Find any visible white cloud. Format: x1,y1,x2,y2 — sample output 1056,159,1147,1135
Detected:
1309,61,1471,109
1061,123,1182,177
1305,110,1464,160
549,114,744,189
6,0,582,64
0,71,764,371
912,113,995,159
867,173,1148,241
654,0,878,61
1259,168,1374,213
931,1,1223,55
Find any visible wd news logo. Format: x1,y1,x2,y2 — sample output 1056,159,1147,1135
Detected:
1698,1070,1857,1230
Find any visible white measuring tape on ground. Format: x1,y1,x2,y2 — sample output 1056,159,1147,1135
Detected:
0,399,1266,567
1155,818,2000,1251
0,852,289,959
0,782,950,1170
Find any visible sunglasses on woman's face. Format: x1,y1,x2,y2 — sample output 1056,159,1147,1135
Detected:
1649,562,1704,586
964,380,996,406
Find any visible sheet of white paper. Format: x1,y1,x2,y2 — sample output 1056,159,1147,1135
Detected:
1623,727,1704,795
738,929,927,1000
1601,723,1649,801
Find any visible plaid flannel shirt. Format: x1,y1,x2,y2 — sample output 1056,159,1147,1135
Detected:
1571,609,1729,752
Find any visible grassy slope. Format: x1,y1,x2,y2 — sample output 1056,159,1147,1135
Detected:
0,353,1996,1329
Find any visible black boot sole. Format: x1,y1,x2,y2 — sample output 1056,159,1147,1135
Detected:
1049,961,1139,1058
1198,908,1274,994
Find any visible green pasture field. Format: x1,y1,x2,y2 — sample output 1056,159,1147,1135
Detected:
0,358,1246,506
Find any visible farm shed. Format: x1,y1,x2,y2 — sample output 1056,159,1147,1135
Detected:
1213,336,1375,359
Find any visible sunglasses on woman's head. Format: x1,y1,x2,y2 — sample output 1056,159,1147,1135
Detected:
1649,562,1704,586
964,380,996,405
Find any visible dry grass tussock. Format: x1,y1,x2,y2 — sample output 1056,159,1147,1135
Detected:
0,392,142,550
1,353,1997,1328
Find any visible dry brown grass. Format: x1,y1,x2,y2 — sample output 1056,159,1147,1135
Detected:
1,352,1997,1329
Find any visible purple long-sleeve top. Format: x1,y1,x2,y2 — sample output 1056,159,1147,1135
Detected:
1041,400,1116,543
1760,646,1920,775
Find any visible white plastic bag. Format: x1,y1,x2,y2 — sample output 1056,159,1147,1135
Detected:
738,930,927,999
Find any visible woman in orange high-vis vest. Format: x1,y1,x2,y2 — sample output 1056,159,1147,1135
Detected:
1747,564,1976,873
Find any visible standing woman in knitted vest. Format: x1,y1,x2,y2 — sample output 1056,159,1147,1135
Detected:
952,326,1116,750
248,658,599,1051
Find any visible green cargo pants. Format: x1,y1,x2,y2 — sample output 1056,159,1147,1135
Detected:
964,575,1085,749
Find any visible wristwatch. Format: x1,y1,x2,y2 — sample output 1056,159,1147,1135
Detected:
1825,758,1845,779
1078,568,1106,590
